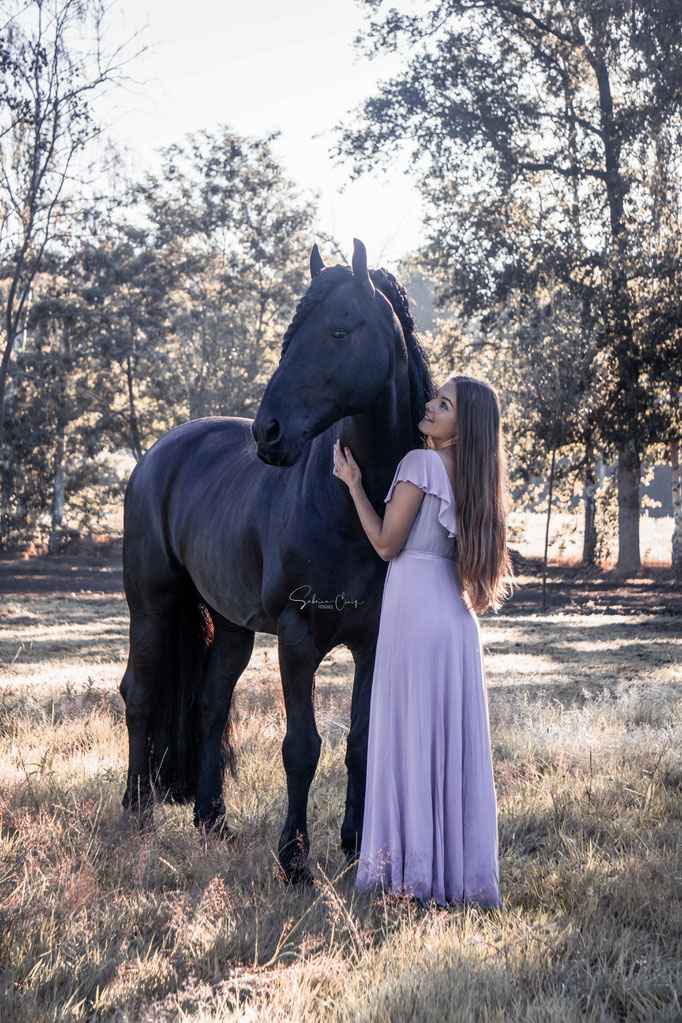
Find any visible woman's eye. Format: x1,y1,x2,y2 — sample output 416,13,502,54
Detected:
331,328,349,340
440,401,447,408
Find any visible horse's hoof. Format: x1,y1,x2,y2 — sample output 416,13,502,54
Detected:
123,775,153,810
341,829,361,864
213,818,237,842
193,797,235,840
124,805,155,833
122,782,155,830
277,832,312,885
194,814,236,842
276,862,314,886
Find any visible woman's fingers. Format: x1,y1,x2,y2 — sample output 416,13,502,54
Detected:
335,439,348,462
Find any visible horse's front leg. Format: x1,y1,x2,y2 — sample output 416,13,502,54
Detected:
194,617,254,831
277,612,323,884
341,646,376,860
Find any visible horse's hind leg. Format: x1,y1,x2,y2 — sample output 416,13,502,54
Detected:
120,607,175,822
194,612,254,831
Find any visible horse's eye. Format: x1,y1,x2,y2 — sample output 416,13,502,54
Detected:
331,328,349,340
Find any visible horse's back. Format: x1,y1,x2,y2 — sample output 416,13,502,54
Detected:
125,416,260,511
124,418,254,586
123,417,288,625
130,416,253,480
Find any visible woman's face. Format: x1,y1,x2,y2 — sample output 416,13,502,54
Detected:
418,382,458,446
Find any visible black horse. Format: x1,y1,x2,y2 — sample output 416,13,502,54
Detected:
120,237,434,880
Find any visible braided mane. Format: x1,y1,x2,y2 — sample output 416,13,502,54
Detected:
279,263,435,448
369,266,434,447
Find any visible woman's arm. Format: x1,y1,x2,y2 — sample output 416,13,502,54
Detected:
333,440,424,561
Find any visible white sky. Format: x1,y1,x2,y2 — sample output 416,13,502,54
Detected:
101,0,426,266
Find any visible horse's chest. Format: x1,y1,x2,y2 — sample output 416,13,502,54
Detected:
266,540,383,624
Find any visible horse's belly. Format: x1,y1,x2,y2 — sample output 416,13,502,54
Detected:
180,534,275,632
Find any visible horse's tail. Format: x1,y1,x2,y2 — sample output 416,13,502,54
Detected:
148,579,234,803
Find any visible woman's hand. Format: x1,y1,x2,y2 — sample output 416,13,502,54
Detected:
332,438,362,492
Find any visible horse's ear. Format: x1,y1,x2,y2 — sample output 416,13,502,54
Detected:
352,237,375,300
310,243,325,279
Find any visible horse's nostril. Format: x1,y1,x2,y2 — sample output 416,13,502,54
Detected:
264,418,281,444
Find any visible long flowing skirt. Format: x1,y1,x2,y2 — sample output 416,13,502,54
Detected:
355,549,502,908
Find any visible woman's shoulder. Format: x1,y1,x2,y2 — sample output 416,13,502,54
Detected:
387,447,457,536
390,447,433,479
398,446,433,466
388,447,446,490
385,448,430,496
399,447,452,473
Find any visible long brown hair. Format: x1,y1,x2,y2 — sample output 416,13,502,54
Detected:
426,375,514,613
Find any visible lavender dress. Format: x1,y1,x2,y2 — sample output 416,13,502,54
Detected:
355,448,502,909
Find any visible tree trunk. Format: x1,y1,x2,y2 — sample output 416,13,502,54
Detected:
541,445,556,612
126,352,143,461
582,435,597,566
48,423,66,555
593,52,644,574
671,437,682,578
0,328,17,451
48,325,72,554
0,328,20,546
0,443,13,547
615,441,641,575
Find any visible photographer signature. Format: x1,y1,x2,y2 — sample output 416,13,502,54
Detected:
289,585,365,611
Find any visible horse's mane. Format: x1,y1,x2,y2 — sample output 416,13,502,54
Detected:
279,263,434,448
371,266,435,448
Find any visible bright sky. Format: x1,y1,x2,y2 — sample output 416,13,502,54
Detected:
103,0,426,267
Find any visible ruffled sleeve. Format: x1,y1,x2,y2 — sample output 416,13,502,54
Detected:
384,449,457,538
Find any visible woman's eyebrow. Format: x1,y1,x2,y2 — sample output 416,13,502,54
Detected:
437,393,454,408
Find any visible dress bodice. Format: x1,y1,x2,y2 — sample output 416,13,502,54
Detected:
384,448,458,560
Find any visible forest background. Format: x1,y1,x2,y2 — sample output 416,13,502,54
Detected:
1,0,681,578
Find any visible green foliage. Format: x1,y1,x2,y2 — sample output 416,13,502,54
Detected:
133,127,318,421
340,0,682,567
0,126,321,547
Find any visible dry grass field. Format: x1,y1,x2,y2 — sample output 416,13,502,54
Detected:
507,512,674,568
0,536,680,1021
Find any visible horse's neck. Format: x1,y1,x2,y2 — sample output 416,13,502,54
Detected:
328,378,415,510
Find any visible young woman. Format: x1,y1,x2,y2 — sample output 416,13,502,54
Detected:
332,374,512,908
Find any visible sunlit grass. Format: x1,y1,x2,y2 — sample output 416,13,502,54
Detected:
0,577,680,1020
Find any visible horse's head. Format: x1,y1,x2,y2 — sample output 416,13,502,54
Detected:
252,238,408,466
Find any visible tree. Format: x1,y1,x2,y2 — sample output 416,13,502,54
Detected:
333,0,682,573
632,113,682,576
1,237,142,548
0,0,143,536
0,125,327,546
134,127,319,422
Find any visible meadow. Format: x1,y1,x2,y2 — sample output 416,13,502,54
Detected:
0,528,680,1021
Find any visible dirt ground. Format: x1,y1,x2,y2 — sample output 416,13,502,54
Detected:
0,539,679,615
